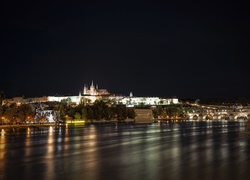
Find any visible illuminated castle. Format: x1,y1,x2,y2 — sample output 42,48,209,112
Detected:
83,81,109,96
4,80,179,106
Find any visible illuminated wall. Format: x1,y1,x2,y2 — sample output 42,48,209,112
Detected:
118,97,179,107
47,96,81,104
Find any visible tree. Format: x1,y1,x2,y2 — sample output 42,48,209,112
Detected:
116,105,127,121
92,100,107,120
16,104,34,124
67,97,72,103
0,105,4,125
86,105,94,121
4,106,17,124
159,100,164,105
152,107,163,119
81,108,87,120
165,107,177,118
53,104,66,125
74,112,81,120
40,115,46,124
103,107,114,120
68,107,76,119
127,108,136,119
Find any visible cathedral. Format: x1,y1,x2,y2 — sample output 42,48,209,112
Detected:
4,80,179,107
83,81,109,96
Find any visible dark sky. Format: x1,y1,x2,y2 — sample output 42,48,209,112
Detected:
1,0,249,99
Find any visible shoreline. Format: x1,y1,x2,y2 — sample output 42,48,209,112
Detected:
0,119,247,129
0,124,56,129
0,122,153,129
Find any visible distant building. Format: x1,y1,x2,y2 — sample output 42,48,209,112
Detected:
47,93,82,105
3,81,179,107
3,96,49,105
134,109,154,123
83,80,109,96
114,92,179,107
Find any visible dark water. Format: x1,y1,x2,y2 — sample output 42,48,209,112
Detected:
1,121,250,180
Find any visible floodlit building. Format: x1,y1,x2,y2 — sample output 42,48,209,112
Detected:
4,81,179,106
3,96,49,105
116,93,179,107
83,80,109,96
47,92,82,104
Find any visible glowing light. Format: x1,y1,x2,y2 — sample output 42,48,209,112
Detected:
1,129,5,137
66,120,85,124
0,129,5,159
49,126,53,133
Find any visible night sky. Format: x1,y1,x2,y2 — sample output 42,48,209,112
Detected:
1,0,249,99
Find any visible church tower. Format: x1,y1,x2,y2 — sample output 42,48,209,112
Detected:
88,80,99,95
83,84,88,95
78,91,82,104
90,80,95,95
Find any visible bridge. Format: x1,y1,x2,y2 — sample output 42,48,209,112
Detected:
186,112,250,120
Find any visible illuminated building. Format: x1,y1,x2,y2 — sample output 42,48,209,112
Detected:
83,80,109,96
3,81,179,106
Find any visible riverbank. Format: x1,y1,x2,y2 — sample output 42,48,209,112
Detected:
0,124,56,129
0,120,145,129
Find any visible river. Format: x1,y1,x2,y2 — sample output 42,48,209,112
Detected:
1,121,250,180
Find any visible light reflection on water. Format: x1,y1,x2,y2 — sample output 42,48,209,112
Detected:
0,122,250,180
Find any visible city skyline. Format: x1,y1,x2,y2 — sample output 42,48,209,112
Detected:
1,1,249,99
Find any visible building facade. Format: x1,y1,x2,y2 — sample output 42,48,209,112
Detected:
83,81,109,96
3,81,179,107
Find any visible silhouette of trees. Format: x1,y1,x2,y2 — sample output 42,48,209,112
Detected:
152,105,186,119
3,103,19,124
74,112,81,120
0,99,137,125
16,104,34,123
53,104,66,124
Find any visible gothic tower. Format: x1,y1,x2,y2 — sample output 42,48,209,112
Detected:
90,80,95,95
83,84,88,95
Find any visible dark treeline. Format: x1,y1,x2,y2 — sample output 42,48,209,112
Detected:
53,100,136,123
0,103,34,125
152,104,186,119
0,99,136,125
